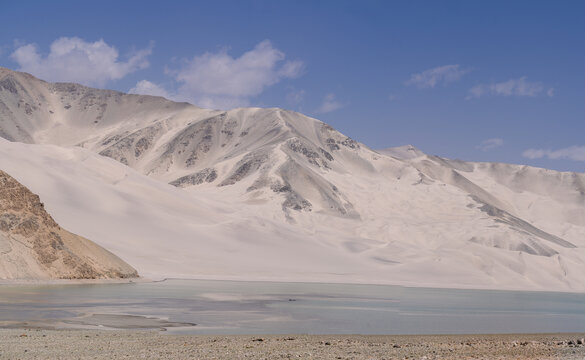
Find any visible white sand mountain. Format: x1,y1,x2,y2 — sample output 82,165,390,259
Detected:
0,169,137,280
0,67,584,290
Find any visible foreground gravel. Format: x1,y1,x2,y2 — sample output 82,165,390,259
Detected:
1,329,584,359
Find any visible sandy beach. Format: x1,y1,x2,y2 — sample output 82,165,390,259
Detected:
1,329,584,359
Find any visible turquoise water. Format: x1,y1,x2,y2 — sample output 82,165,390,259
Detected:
1,279,584,335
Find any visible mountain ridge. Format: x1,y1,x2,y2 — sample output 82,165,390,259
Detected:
1,67,584,291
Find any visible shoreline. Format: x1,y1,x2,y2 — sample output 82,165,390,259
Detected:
2,276,585,295
1,329,584,359
0,278,149,286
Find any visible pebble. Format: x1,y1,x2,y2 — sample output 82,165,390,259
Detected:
0,330,584,359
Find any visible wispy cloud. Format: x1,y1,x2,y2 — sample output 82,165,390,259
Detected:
11,37,151,86
129,80,171,99
316,93,344,113
467,77,548,99
406,64,469,88
286,89,305,107
477,138,504,151
522,146,585,162
547,88,555,97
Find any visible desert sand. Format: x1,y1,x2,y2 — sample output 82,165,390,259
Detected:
1,329,584,359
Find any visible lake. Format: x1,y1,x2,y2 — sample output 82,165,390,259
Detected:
1,279,584,335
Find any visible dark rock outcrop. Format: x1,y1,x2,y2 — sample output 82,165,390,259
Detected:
0,170,137,280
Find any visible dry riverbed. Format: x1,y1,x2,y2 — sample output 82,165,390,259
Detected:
1,329,584,359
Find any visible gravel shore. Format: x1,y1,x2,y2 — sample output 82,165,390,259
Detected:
1,329,584,359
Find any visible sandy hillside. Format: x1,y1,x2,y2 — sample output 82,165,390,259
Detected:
1,67,584,291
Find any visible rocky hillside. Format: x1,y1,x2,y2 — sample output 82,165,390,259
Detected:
0,170,137,280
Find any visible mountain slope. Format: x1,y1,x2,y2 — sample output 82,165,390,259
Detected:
0,169,137,280
1,67,584,290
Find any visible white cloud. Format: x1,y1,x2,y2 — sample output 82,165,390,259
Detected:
467,77,545,99
130,82,250,109
166,40,303,109
129,80,171,99
406,64,469,88
190,95,250,110
11,37,151,87
477,138,504,151
522,146,585,162
316,94,344,113
522,149,549,159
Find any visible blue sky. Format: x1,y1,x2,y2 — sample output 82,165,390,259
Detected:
1,1,584,172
